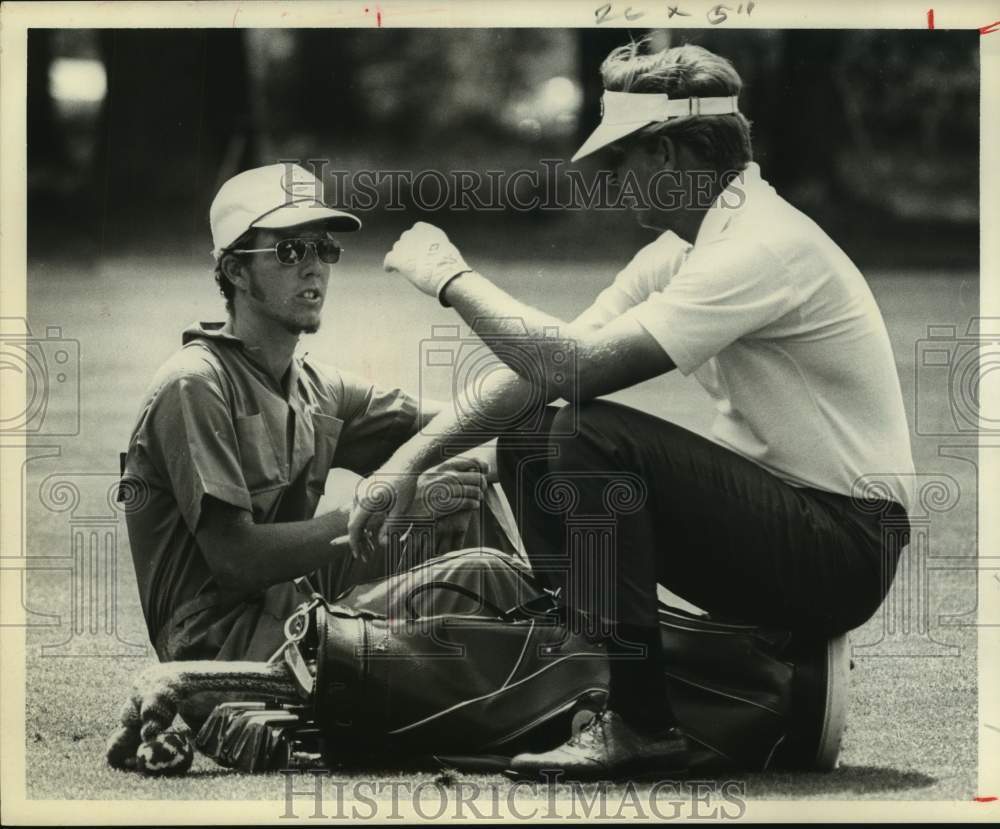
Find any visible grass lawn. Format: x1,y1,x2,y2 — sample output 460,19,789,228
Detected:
19,242,980,802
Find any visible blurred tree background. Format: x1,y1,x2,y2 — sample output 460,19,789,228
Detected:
28,28,978,267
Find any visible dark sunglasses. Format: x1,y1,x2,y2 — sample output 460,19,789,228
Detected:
230,236,344,265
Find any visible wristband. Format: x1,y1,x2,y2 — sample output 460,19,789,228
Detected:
437,269,473,307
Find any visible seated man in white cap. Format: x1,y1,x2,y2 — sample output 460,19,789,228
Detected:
351,41,915,778
122,163,489,663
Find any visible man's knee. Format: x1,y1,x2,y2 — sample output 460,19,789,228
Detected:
496,404,562,484
547,400,629,472
551,399,622,437
497,400,641,496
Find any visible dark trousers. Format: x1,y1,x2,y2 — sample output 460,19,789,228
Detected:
497,401,909,643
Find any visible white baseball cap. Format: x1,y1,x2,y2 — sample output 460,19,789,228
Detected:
210,163,361,258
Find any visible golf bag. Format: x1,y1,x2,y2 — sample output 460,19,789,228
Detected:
198,546,849,773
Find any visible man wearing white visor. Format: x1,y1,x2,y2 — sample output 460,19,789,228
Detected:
352,41,914,779
123,163,488,663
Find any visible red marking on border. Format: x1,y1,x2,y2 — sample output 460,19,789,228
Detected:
980,19,1000,34
377,7,382,26
927,8,934,29
974,796,998,802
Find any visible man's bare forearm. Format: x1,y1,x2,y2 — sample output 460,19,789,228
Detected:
382,365,549,476
377,277,576,478
443,270,575,344
441,272,585,399
441,270,674,402
197,501,355,593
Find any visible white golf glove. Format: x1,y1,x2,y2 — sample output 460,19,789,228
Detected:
383,222,472,305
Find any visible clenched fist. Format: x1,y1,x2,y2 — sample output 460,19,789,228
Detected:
383,222,472,304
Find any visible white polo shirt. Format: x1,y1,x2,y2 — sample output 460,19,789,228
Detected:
578,162,914,511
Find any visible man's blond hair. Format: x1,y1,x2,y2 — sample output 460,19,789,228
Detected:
601,40,753,173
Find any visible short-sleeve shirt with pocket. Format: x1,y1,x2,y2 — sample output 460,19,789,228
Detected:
123,322,420,652
576,163,915,513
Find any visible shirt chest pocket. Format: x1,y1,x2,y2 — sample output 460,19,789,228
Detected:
234,412,285,495
307,413,344,495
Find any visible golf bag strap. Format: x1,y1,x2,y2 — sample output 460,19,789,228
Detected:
483,483,527,559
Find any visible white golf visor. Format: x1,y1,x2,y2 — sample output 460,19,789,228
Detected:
571,91,741,162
